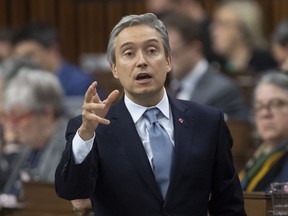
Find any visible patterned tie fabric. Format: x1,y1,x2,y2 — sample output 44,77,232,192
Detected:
144,108,173,198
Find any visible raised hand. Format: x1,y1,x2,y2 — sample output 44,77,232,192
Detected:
79,81,119,140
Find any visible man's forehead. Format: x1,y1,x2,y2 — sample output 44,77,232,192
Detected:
115,25,162,47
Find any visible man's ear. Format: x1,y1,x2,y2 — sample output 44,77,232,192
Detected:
166,55,172,73
110,64,119,79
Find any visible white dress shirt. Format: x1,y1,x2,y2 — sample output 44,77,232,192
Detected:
171,59,208,100
72,89,174,166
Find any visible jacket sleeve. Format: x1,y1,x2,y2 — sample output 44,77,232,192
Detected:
209,112,247,216
54,116,98,200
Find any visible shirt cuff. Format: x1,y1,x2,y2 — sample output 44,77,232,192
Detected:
72,130,95,164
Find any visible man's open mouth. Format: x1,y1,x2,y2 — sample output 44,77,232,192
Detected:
136,73,152,80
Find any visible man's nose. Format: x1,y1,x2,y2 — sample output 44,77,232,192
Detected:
136,51,148,67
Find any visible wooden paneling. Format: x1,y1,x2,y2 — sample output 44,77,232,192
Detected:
1,0,288,63
0,0,9,27
57,0,77,62
29,0,56,24
105,1,125,35
272,0,288,32
124,1,147,15
9,0,29,28
77,1,105,53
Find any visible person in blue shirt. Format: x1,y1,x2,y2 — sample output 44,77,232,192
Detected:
11,22,104,98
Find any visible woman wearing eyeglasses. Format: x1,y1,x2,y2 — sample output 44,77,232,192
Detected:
239,72,288,191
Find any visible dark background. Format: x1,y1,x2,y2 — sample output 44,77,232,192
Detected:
0,0,287,64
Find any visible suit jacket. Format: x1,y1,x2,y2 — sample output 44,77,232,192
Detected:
190,66,249,120
240,141,288,192
55,96,246,216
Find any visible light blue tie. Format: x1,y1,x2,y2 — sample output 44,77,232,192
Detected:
144,108,173,198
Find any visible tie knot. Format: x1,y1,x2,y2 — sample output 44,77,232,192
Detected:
144,108,160,124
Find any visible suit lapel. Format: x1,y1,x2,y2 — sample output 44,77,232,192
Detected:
165,98,194,203
109,100,163,202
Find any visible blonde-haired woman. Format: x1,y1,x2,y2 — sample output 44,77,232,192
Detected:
211,0,276,73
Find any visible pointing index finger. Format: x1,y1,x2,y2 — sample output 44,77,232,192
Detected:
85,81,98,103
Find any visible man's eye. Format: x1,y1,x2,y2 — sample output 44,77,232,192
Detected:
147,48,158,55
124,51,135,57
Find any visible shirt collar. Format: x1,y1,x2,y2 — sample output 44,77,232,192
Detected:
124,88,170,123
180,58,208,90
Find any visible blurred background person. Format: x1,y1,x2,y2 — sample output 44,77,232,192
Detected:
172,0,206,23
0,59,41,194
11,22,104,97
146,0,223,66
170,0,224,66
0,67,68,200
211,0,276,74
0,28,14,63
145,0,175,16
271,18,288,73
239,72,288,191
162,12,250,120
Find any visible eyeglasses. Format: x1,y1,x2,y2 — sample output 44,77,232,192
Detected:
253,98,288,115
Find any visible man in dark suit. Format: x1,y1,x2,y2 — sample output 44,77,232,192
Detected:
161,12,250,120
55,13,246,215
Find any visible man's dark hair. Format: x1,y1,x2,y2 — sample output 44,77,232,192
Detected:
160,12,203,45
0,28,14,42
12,22,58,48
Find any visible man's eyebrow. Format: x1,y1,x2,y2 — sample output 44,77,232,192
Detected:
120,42,133,50
119,38,161,50
144,38,161,45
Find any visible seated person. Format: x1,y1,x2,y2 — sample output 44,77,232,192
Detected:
161,12,250,120
239,72,288,191
0,134,21,192
0,59,46,193
211,0,276,73
169,0,224,66
271,18,288,73
1,67,68,199
11,22,104,97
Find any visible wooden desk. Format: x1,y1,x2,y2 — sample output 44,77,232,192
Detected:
244,192,272,216
6,182,273,216
12,182,74,216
